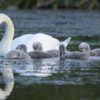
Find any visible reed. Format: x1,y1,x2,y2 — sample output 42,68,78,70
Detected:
0,0,100,9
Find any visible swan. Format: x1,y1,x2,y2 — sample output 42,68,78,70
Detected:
0,13,14,56
0,61,14,100
79,42,100,56
0,13,70,57
59,44,89,60
11,33,71,52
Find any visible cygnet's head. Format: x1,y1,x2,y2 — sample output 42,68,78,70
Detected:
79,42,90,53
5,50,31,60
33,42,43,51
16,44,27,52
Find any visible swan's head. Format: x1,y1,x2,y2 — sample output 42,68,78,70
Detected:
79,42,90,53
16,44,27,53
33,42,43,51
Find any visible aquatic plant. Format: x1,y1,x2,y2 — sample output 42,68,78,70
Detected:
0,0,100,9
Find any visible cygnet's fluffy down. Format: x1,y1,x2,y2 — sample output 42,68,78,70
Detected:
79,42,100,56
16,42,60,59
16,44,27,53
5,50,31,61
31,42,60,58
59,44,89,60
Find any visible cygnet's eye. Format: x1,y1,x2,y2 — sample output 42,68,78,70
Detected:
26,62,30,65
3,62,9,66
5,63,8,66
17,52,21,57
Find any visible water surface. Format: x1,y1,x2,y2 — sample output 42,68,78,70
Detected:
0,9,100,100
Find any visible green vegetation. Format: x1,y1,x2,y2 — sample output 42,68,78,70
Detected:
0,0,100,9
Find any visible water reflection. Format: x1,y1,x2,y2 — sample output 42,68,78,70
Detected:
0,56,100,100
0,61,14,100
1,57,98,85
0,9,100,100
12,58,59,77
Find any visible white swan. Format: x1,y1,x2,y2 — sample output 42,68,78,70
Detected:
0,13,14,56
79,42,100,56
0,13,70,57
0,61,14,100
11,33,71,52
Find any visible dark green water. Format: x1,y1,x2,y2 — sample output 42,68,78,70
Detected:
0,9,100,100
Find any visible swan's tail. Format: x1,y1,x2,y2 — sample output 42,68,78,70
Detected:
60,37,71,48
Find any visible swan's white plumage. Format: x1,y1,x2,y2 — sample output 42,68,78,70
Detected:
12,33,71,52
0,13,14,56
0,13,71,56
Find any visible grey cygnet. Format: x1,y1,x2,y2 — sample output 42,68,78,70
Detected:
79,42,100,56
59,44,89,60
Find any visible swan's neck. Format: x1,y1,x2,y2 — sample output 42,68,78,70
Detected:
0,62,14,100
0,15,14,55
84,44,90,53
59,44,66,58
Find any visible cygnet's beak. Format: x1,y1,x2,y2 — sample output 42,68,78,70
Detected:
79,47,84,52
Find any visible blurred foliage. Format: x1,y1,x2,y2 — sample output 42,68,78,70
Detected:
0,0,100,9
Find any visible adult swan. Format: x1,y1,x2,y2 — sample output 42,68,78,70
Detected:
0,13,70,54
0,13,14,56
12,33,71,52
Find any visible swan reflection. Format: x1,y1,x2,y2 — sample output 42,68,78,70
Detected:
0,61,14,100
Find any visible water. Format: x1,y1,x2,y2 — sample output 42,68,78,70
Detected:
0,9,100,100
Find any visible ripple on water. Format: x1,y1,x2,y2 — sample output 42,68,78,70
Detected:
0,57,100,85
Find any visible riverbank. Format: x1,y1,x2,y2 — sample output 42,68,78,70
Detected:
0,0,100,10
